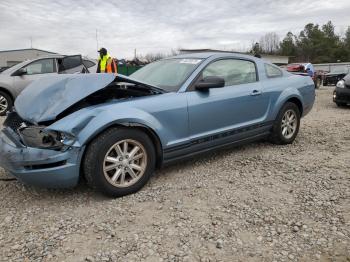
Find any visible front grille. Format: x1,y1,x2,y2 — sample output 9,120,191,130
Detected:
3,112,30,132
24,160,67,170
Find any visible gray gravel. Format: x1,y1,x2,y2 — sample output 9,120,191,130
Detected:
0,87,349,261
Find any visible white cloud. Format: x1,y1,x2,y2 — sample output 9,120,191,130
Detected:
0,0,349,59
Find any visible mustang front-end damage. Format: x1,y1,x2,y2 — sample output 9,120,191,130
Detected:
0,73,164,188
0,111,84,188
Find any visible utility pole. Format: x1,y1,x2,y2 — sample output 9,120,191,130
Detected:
30,37,33,48
134,48,137,59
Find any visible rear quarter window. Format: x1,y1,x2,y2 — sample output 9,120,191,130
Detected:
265,64,283,78
83,60,96,68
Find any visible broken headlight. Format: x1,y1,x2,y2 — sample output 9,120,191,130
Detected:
18,126,75,150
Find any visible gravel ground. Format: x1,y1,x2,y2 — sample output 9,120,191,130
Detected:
0,87,349,262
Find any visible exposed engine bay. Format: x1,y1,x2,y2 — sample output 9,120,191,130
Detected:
58,82,159,120
5,81,161,150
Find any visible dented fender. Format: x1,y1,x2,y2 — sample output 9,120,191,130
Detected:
46,106,165,148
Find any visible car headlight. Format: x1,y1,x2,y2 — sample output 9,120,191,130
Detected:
336,80,345,88
18,126,75,150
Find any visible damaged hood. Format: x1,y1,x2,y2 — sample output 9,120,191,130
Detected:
15,73,164,124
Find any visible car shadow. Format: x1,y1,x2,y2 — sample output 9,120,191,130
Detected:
154,140,271,177
2,140,273,202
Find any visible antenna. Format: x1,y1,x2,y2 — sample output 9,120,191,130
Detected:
95,29,98,51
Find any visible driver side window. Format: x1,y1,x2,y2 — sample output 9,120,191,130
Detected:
202,59,257,86
23,59,55,75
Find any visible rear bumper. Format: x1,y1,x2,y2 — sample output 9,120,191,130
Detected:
0,128,84,188
333,87,350,104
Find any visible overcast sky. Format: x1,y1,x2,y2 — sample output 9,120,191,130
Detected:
0,0,349,59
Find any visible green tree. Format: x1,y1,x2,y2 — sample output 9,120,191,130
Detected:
280,32,297,57
342,26,350,61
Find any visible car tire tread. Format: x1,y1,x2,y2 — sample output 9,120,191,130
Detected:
0,91,13,116
83,127,156,197
270,102,300,145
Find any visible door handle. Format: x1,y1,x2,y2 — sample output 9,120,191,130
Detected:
250,90,262,96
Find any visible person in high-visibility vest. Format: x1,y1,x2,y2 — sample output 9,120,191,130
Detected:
96,47,117,73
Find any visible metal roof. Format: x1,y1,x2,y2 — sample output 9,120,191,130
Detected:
0,48,57,54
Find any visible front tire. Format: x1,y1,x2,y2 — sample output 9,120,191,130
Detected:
83,127,156,197
0,91,12,116
336,102,347,107
270,102,300,145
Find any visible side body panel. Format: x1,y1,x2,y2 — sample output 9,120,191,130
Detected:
48,93,190,150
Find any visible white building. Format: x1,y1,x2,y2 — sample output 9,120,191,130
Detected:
0,48,58,67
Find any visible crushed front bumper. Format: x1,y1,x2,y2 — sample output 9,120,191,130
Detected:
0,127,84,188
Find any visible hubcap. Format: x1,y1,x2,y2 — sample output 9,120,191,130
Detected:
0,95,8,114
281,109,297,139
103,139,147,188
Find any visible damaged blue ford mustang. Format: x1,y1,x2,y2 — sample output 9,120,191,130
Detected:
0,53,315,197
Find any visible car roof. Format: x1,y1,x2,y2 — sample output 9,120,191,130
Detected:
0,54,83,74
167,52,260,61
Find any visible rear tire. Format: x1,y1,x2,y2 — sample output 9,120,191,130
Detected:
270,102,300,145
83,127,156,197
0,91,12,116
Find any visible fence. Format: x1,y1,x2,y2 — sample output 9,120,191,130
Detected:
313,62,350,72
117,65,143,76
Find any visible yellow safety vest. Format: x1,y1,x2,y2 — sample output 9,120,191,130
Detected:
99,54,110,72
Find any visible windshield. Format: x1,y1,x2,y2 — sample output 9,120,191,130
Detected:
130,58,203,92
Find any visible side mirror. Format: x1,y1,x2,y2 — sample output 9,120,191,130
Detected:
195,76,225,91
13,68,27,76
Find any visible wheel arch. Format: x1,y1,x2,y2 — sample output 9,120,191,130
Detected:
80,122,164,171
0,87,14,105
272,88,305,120
285,97,303,116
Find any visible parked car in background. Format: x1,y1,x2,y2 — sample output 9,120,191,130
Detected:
286,63,320,88
0,52,315,197
0,55,89,115
333,74,350,107
324,67,350,86
82,58,97,73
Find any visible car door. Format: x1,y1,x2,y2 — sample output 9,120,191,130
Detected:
57,55,84,74
12,58,57,96
186,58,271,150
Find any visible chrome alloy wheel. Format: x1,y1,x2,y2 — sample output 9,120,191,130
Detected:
0,95,8,114
281,109,297,139
103,139,147,188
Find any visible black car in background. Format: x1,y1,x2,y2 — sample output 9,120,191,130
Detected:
333,74,350,107
324,67,350,86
